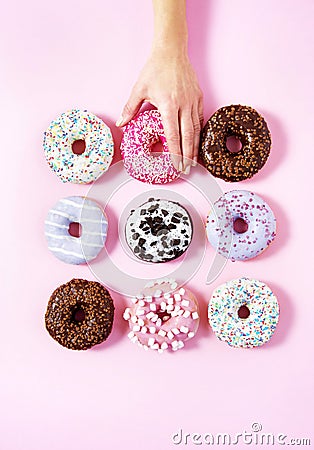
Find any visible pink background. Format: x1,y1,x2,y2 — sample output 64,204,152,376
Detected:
2,0,313,449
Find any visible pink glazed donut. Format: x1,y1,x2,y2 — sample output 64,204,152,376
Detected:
120,110,180,184
123,278,199,353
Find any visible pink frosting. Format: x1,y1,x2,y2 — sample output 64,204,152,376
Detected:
123,279,199,353
120,110,180,184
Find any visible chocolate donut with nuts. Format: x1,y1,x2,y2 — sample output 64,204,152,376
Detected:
200,105,271,182
45,279,114,350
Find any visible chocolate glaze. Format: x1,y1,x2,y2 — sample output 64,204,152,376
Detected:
45,279,114,350
200,105,271,182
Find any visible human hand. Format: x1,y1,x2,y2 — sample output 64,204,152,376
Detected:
116,50,203,174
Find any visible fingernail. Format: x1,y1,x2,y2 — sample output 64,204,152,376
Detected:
178,161,183,172
184,165,191,175
116,115,124,127
192,157,198,167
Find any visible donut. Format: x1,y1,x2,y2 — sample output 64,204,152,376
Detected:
125,198,193,263
200,105,271,182
206,190,276,261
123,279,199,352
44,109,114,183
45,196,108,264
208,277,279,348
120,110,180,184
45,279,115,350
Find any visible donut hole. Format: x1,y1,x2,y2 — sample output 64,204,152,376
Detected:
238,304,250,319
157,310,171,322
71,306,86,323
72,139,86,155
226,135,242,153
68,222,82,238
150,139,164,158
233,217,248,234
154,225,170,236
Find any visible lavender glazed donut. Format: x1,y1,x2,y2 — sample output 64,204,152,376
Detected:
123,278,200,353
206,190,276,261
120,110,180,184
45,196,108,264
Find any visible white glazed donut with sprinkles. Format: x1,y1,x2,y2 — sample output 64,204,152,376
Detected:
120,110,180,184
45,196,108,264
44,109,114,184
123,279,200,353
208,277,279,348
206,190,276,261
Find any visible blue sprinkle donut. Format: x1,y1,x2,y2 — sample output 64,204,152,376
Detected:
208,277,279,348
45,196,108,264
44,109,114,184
206,190,276,261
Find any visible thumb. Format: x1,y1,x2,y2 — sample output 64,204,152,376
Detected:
116,86,144,127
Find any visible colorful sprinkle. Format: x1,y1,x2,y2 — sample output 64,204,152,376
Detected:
43,109,114,184
208,277,279,348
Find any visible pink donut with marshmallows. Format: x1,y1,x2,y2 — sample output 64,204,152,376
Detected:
123,279,200,353
120,110,180,184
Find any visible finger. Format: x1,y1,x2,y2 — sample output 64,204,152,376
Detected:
191,103,203,166
160,107,182,171
198,97,204,129
179,109,194,174
116,85,144,127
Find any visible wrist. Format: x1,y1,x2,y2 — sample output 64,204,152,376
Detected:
152,37,188,58
151,34,188,61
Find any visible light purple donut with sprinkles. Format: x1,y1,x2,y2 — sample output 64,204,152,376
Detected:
45,196,108,265
44,109,114,184
206,190,276,261
120,110,180,184
208,277,279,348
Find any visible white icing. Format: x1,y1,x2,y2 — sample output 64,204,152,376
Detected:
125,198,193,263
44,109,114,184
